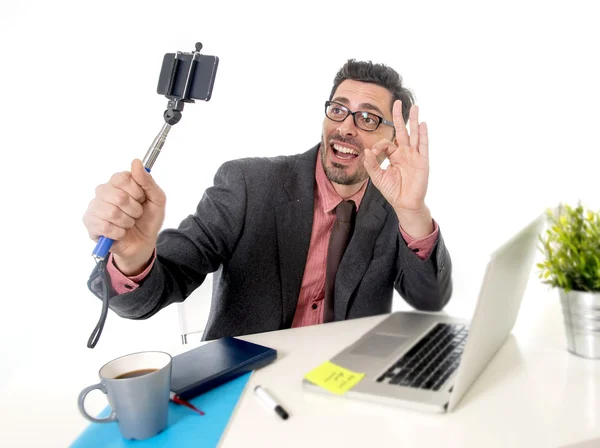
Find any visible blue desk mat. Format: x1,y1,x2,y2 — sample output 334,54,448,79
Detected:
70,372,251,447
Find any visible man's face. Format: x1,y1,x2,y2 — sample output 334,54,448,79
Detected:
321,79,396,186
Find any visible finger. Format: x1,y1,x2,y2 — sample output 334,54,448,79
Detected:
392,100,409,148
109,170,146,204
131,159,166,206
419,122,429,158
95,183,144,220
83,213,127,242
363,148,385,185
409,105,419,150
87,198,137,229
370,138,411,166
370,139,398,158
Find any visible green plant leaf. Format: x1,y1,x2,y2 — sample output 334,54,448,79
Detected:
538,202,600,292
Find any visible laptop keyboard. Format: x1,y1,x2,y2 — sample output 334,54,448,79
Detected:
376,323,469,391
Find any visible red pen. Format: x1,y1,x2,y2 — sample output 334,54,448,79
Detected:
170,391,205,416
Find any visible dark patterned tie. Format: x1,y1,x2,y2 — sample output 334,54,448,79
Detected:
323,200,356,323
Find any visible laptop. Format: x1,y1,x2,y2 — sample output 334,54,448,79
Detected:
302,213,546,413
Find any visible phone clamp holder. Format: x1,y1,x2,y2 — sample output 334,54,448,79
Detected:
142,42,205,171
161,42,204,123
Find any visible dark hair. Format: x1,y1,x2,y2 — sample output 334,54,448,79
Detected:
329,59,415,124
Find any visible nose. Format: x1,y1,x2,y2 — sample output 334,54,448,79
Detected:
337,114,358,137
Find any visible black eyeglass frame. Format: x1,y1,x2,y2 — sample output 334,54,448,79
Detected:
324,100,394,132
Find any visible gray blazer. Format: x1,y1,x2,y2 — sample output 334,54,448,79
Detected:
96,145,453,340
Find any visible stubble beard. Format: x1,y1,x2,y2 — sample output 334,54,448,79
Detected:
320,135,369,186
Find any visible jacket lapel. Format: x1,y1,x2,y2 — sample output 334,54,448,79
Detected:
334,181,388,320
275,146,318,327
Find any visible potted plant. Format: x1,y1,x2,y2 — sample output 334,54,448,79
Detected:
537,202,600,359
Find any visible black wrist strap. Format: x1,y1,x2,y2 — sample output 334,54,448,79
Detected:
86,257,110,348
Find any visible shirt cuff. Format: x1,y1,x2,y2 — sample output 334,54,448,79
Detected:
399,220,439,260
107,250,157,295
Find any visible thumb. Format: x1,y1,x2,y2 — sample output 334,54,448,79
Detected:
130,159,165,205
363,148,384,185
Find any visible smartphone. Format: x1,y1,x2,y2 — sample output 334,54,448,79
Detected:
156,53,219,101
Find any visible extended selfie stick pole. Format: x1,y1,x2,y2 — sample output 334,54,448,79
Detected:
91,42,204,262
86,43,205,349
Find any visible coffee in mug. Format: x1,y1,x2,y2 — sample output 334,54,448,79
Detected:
115,368,159,379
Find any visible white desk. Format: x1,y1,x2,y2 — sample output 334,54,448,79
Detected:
3,281,599,447
209,287,600,448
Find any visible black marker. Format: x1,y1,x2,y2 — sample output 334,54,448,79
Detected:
254,385,289,420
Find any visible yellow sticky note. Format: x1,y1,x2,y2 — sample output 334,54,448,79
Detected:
304,361,365,395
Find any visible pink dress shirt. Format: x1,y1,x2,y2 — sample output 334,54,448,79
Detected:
290,157,439,327
107,157,439,328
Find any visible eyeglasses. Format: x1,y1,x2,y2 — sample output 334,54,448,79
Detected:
324,100,394,132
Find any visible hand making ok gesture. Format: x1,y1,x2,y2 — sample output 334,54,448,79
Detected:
363,100,430,214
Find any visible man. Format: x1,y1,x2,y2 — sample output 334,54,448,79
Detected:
83,59,453,341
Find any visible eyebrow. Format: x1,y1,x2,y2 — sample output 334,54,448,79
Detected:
332,96,386,117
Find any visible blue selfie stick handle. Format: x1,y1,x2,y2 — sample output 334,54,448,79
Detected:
91,122,171,261
92,236,115,260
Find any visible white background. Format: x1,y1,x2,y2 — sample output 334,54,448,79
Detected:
0,0,598,446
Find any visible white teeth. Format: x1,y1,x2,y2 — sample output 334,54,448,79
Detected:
332,144,358,155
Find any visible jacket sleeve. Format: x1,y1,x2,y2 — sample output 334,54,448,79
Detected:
89,160,248,320
393,228,453,312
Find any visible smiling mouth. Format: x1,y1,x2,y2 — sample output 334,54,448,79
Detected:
331,143,360,160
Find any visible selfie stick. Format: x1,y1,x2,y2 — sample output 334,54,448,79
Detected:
92,42,205,262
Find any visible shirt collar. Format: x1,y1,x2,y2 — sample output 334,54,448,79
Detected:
315,149,369,214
